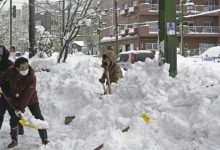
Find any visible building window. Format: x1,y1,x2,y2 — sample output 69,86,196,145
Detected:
149,23,158,32
123,4,128,9
204,22,213,26
145,0,157,4
186,0,194,12
146,43,158,50
204,0,215,5
132,0,138,6
133,24,138,28
109,28,114,36
183,21,194,26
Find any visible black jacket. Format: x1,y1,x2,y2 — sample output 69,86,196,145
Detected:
0,45,14,96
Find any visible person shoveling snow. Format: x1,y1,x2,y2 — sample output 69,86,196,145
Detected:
0,90,49,130
0,57,49,148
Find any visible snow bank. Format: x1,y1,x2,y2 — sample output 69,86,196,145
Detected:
1,53,220,150
40,54,220,150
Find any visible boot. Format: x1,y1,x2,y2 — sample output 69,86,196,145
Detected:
39,129,49,145
8,127,18,148
42,138,49,145
64,115,75,125
18,123,24,135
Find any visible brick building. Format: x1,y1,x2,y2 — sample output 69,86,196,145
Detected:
101,0,220,55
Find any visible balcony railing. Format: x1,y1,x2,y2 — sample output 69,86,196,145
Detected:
187,26,220,34
149,4,158,11
136,4,220,15
183,4,220,14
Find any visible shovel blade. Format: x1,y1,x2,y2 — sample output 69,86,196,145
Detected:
19,117,40,129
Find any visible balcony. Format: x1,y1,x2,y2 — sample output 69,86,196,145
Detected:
183,4,220,16
177,26,220,37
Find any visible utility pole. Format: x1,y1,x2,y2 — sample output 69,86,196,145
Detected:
9,0,12,46
29,0,35,58
114,0,119,55
159,0,177,77
180,0,185,56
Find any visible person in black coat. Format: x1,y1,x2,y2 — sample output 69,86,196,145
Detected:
0,45,23,148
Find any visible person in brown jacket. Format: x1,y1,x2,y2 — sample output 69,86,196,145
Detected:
0,57,49,148
99,50,123,94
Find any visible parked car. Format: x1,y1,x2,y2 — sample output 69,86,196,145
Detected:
200,46,220,62
116,50,155,70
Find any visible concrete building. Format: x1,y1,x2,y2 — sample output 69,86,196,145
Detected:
101,0,220,55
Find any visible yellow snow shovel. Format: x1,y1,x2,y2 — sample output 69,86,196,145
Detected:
140,112,151,123
0,87,40,129
18,117,40,129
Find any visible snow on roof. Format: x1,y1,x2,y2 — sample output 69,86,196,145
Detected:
185,2,194,5
101,36,137,43
200,46,220,58
73,41,85,47
184,8,220,18
120,50,153,54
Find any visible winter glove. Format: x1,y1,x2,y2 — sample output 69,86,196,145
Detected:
99,77,105,84
15,110,22,118
0,86,2,94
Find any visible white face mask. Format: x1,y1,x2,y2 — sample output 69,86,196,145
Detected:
19,69,29,76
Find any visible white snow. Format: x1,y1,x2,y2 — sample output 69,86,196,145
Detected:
1,52,220,150
73,41,86,47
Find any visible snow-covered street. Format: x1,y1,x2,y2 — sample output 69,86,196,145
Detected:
1,53,220,150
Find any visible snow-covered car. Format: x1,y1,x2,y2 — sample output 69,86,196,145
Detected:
200,46,220,62
116,50,155,70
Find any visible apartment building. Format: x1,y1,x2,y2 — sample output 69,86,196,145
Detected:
101,0,220,55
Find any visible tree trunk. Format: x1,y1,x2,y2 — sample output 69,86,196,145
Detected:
91,45,93,55
29,0,36,58
57,46,65,63
114,0,119,55
63,41,69,62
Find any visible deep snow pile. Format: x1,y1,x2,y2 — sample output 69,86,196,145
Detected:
1,53,220,150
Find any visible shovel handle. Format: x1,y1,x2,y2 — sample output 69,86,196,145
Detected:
1,93,16,110
106,69,111,94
